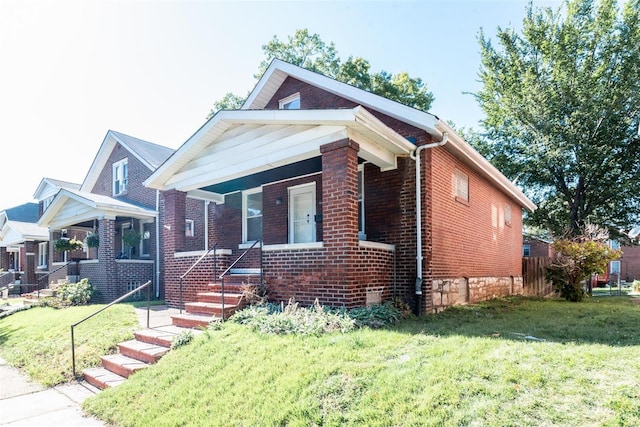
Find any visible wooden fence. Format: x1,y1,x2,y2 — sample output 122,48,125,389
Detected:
522,257,554,296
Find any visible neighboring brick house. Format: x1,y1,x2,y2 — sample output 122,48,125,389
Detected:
0,203,49,290
146,59,536,314
37,130,179,301
522,235,554,258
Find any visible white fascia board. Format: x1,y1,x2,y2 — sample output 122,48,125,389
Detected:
435,122,537,212
244,59,442,138
145,113,232,190
109,131,155,171
187,190,225,204
352,106,415,154
80,131,115,192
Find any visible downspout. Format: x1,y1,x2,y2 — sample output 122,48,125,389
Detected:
155,190,160,298
409,131,448,315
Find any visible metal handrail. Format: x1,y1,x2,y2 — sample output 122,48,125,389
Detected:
70,280,152,378
178,244,217,314
218,239,262,321
36,261,72,298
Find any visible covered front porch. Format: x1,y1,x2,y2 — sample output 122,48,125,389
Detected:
147,107,421,308
38,188,159,301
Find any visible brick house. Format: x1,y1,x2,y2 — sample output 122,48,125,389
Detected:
0,203,49,291
37,130,179,301
146,59,536,314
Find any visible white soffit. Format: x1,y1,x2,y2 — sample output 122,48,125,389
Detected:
145,107,412,192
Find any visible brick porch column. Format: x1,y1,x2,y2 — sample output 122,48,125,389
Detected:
320,138,360,306
162,189,186,307
24,241,37,284
0,247,7,271
97,218,118,301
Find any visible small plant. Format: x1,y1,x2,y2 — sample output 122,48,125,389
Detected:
346,302,402,328
171,330,194,349
55,278,94,306
632,280,640,293
122,229,141,248
85,233,99,248
54,238,84,252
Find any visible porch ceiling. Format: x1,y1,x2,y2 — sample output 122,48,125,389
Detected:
145,106,415,193
38,188,157,230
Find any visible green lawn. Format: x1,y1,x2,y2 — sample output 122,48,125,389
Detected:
77,296,640,427
2,297,639,425
0,303,138,386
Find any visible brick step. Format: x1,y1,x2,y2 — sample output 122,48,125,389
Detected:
171,313,215,329
196,291,244,305
83,367,126,389
100,353,149,378
184,301,239,318
134,328,177,347
118,339,170,364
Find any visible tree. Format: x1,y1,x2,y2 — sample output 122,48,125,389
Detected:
546,225,621,301
475,0,640,237
208,29,434,118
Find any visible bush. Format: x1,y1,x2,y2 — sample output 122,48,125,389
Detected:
632,280,640,293
171,330,194,349
231,299,355,336
56,278,94,306
344,302,402,328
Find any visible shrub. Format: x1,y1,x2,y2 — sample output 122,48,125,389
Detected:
231,299,355,336
345,302,402,328
171,330,194,349
632,280,640,293
56,278,94,306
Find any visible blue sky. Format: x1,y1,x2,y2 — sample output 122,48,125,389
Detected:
0,0,560,210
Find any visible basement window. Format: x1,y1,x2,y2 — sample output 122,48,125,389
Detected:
279,93,300,110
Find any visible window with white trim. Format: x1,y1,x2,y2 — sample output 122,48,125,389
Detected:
609,240,621,250
43,196,54,211
242,188,262,242
38,242,48,267
113,158,128,196
185,219,195,237
279,93,300,110
454,169,469,202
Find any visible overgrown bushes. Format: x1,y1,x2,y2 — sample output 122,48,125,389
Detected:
230,299,405,336
37,279,95,308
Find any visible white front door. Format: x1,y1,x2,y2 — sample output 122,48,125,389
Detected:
289,184,316,244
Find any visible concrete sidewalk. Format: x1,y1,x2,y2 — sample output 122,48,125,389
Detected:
0,304,180,426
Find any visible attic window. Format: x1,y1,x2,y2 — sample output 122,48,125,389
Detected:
279,93,300,110
113,158,128,196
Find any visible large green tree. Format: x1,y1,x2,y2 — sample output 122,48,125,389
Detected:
208,29,434,118
476,0,640,237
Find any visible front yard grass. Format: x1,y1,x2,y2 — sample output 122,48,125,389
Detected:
82,296,640,427
0,303,138,386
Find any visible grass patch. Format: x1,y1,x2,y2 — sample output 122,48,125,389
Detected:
0,303,138,386
81,296,640,426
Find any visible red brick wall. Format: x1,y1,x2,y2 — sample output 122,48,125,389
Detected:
164,253,231,307
523,238,553,258
620,245,640,281
88,142,157,208
429,146,523,279
185,198,206,252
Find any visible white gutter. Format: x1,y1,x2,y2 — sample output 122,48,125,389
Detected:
410,132,449,310
155,190,160,298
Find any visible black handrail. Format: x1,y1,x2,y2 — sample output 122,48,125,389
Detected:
178,244,217,314
36,261,72,298
218,240,262,321
70,280,152,378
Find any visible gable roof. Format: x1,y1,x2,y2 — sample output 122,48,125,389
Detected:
145,106,416,193
38,188,157,230
243,59,442,138
3,203,39,223
33,177,81,201
0,203,48,246
81,130,174,192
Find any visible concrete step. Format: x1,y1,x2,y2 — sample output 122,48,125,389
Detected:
171,313,215,329
117,339,170,364
207,282,248,293
100,354,149,378
83,367,126,390
39,289,56,297
184,301,239,318
197,291,244,305
134,328,179,347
